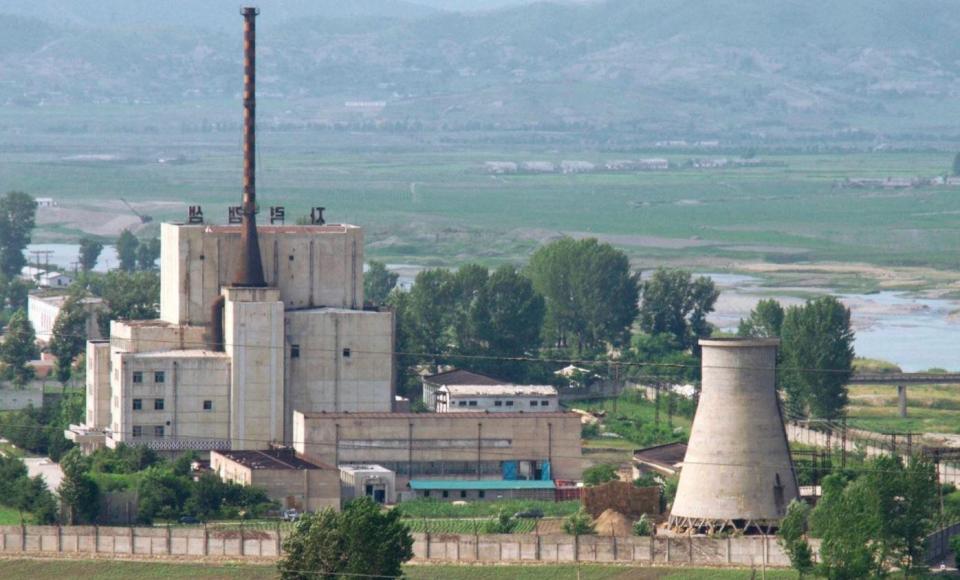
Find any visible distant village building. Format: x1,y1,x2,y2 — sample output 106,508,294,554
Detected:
483,161,518,174
35,197,57,208
28,293,105,344
637,158,669,170
521,161,555,173
435,384,558,413
339,464,396,504
19,267,72,287
560,160,595,174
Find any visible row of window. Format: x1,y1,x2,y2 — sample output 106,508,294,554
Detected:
455,399,552,408
423,490,485,499
290,345,351,359
132,399,213,411
132,425,164,438
132,371,165,384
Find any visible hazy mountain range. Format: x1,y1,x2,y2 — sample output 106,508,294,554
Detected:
2,0,959,140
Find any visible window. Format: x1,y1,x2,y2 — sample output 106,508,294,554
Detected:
458,401,467,407
132,426,142,437
154,425,164,437
424,491,430,498
479,490,485,499
291,345,300,359
442,490,449,498
132,371,143,384
342,348,351,358
494,400,503,407
203,400,213,411
154,371,165,383
505,401,514,407
529,400,537,407
460,490,467,498
154,399,164,411
132,399,142,411
541,400,550,406
468,400,478,407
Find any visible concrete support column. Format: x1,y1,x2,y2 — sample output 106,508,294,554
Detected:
898,385,908,418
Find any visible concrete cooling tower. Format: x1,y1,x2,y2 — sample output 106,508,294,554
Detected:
669,338,798,534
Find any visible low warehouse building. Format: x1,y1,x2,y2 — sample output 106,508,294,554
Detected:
435,384,558,413
409,479,556,501
292,411,582,487
211,449,340,512
421,368,507,410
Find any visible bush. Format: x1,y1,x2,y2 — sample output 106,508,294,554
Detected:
581,422,600,438
583,464,619,486
952,535,960,569
632,515,651,536
563,508,595,536
483,510,516,534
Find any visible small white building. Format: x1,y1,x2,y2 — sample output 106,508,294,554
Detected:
339,464,396,505
28,293,105,344
435,384,559,413
35,198,57,208
38,272,73,288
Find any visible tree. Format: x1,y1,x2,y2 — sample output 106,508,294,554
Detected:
583,464,619,486
778,499,814,578
59,448,101,524
89,271,160,336
953,151,960,176
49,292,90,385
465,266,545,380
136,237,161,271
278,497,414,580
738,299,785,338
779,296,855,419
363,261,398,305
136,465,191,524
562,507,596,535
116,229,139,272
397,269,457,371
78,237,104,272
0,191,36,278
527,238,640,353
632,515,652,536
638,269,719,351
1,309,39,387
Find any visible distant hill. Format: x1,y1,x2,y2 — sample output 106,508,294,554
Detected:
2,0,959,140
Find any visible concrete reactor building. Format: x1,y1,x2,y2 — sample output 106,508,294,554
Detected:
669,338,798,534
67,7,393,453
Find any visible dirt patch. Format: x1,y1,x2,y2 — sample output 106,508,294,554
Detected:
35,199,183,237
594,509,633,537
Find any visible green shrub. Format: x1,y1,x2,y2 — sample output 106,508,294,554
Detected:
483,510,516,534
583,464,619,486
632,515,651,536
563,508,595,536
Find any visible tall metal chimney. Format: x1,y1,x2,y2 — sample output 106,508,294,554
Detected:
233,6,266,287
668,338,799,534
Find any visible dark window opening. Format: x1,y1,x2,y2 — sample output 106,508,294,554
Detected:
424,491,430,498
342,348,351,358
505,400,514,407
154,371,165,383
154,425,164,437
479,490,485,498
154,398,164,411
132,399,142,411
442,490,449,498
132,371,143,384
458,401,467,407
203,400,213,411
460,490,467,498
291,345,300,358
529,400,537,407
468,400,478,407
132,426,142,437
494,401,503,407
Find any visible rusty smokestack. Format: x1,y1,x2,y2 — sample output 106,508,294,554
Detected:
233,6,266,288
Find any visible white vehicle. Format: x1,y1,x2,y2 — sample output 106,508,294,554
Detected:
283,509,300,522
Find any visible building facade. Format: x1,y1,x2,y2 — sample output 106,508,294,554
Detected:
292,411,582,487
435,384,558,413
210,449,340,511
28,294,104,344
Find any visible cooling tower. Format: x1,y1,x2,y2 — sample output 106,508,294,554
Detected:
669,338,798,534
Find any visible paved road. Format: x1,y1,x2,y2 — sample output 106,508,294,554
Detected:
23,457,64,491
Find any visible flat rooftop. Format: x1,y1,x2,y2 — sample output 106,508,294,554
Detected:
440,384,557,397
410,479,555,491
423,369,507,386
299,411,576,419
215,449,331,470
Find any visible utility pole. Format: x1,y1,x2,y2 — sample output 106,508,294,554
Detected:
841,418,847,469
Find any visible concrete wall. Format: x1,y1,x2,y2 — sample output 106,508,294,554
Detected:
85,341,111,429
225,287,285,450
284,308,393,441
0,525,279,558
0,385,42,411
293,411,582,483
211,454,341,512
160,223,363,327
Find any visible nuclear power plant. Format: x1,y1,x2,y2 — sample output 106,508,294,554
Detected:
669,338,799,534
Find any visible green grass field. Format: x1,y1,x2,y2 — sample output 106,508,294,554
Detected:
847,383,960,434
0,560,802,580
4,123,960,275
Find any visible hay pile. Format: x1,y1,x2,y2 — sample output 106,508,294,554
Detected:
594,509,633,536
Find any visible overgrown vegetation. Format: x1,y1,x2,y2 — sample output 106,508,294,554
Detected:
395,499,580,519
0,391,83,461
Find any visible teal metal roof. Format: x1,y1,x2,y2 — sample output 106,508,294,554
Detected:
409,479,555,491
